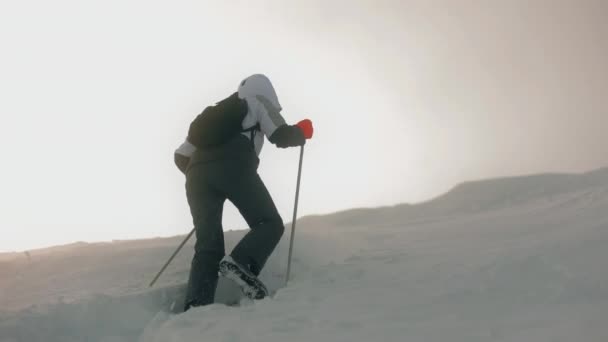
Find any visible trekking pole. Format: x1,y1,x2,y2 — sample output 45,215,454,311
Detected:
149,228,196,287
286,145,305,284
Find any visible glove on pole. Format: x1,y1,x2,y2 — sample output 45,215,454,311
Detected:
149,228,196,287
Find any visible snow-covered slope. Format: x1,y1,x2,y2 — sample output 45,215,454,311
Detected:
297,168,608,229
1,169,608,342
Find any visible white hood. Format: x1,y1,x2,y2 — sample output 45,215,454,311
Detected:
237,74,282,111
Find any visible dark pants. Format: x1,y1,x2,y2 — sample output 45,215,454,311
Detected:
184,156,284,309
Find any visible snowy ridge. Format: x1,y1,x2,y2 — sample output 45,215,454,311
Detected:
298,168,608,228
1,169,608,342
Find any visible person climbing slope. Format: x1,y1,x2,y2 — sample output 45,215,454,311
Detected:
174,74,314,311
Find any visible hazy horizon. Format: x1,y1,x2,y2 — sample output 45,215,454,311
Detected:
1,0,607,252
1,165,605,255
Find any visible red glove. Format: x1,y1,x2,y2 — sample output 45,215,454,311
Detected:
296,119,314,139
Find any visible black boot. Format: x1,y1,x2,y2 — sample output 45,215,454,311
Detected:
183,277,218,312
219,255,268,300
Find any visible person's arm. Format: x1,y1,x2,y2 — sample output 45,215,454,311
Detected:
254,95,306,148
269,124,305,148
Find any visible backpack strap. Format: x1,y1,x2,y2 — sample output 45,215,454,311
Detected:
242,123,261,150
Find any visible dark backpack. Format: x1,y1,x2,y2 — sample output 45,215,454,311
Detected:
187,92,257,148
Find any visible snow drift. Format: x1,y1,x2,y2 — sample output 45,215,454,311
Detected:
1,168,608,342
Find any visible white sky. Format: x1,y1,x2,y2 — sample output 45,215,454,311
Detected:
1,0,607,252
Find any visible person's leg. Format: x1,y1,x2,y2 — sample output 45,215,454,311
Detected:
226,171,284,276
184,166,226,311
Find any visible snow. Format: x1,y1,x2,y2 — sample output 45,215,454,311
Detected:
1,169,608,342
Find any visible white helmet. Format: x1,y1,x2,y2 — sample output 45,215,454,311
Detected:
237,74,282,111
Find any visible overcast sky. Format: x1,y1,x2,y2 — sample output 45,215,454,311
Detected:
1,0,606,252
